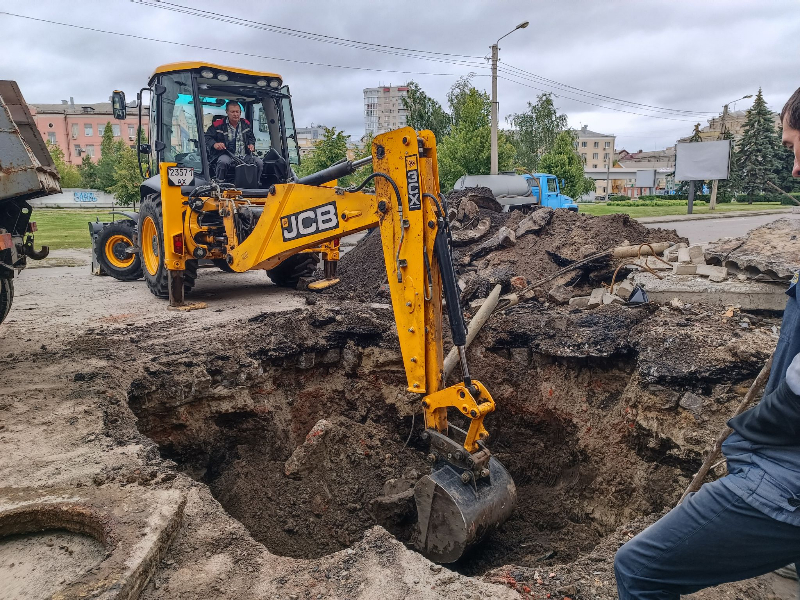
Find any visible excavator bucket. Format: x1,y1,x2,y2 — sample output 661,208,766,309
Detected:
414,456,516,563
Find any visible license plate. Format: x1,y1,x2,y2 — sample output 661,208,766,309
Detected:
167,166,194,186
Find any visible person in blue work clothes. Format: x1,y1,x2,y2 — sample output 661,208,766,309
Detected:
614,87,800,599
204,101,263,184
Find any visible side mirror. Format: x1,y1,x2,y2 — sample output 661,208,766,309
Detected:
138,143,152,155
111,90,126,120
560,179,566,188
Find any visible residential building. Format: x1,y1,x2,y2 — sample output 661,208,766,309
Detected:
296,125,327,157
30,98,148,166
615,147,676,195
678,110,781,143
364,85,409,136
574,125,616,195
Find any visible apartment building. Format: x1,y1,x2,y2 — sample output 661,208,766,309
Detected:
30,99,149,166
364,85,409,136
296,125,327,157
574,125,615,170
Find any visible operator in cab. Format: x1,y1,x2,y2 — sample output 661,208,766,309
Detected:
204,101,263,185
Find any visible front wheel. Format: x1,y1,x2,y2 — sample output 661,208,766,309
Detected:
139,194,197,299
96,220,142,281
0,276,13,324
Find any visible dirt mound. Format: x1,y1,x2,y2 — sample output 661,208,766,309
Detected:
328,208,685,303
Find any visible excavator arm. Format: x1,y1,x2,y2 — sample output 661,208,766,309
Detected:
158,127,516,562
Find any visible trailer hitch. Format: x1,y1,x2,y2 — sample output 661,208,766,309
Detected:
21,237,49,260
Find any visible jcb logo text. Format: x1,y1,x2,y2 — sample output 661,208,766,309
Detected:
281,202,339,242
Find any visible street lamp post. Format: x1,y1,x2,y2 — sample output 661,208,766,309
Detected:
709,94,752,210
490,21,529,175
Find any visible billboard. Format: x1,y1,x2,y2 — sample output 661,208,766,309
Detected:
635,169,656,188
675,140,732,181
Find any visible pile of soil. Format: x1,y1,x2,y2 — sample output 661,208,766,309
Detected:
328,205,685,303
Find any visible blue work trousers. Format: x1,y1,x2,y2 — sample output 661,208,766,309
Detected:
615,478,800,599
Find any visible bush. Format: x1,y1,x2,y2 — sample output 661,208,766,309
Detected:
607,199,708,207
735,194,788,204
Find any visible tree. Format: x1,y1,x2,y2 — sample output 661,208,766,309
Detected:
96,122,117,191
507,93,568,173
294,127,372,188
401,81,451,141
45,141,81,188
436,78,515,190
109,145,142,207
78,155,99,189
538,131,595,199
735,88,782,198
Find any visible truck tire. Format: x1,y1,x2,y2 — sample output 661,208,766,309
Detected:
0,276,13,325
139,194,197,299
95,220,143,281
267,253,319,288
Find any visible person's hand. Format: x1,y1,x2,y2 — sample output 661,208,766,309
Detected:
786,352,800,395
248,144,255,152
214,142,225,150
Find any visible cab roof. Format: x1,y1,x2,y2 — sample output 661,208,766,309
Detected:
150,62,283,81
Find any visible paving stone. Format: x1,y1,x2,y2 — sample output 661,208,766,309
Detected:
673,264,697,275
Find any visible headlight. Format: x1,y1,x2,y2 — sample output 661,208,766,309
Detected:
256,79,267,87
269,79,280,88
200,70,213,79
217,73,229,81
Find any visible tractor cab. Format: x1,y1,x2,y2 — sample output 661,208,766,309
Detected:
114,62,301,198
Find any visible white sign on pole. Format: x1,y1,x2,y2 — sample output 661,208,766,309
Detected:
675,140,731,181
635,169,656,188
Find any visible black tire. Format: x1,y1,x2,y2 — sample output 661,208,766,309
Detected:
213,258,235,273
95,220,143,281
267,252,319,288
0,276,13,325
139,194,198,299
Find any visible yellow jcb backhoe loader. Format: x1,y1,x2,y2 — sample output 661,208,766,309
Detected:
109,62,516,562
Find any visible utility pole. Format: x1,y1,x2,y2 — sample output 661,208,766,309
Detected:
490,21,528,176
709,104,728,211
605,153,611,199
490,43,499,175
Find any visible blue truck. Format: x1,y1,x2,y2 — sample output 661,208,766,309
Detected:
453,173,578,212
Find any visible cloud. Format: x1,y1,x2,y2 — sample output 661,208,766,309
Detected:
2,0,798,152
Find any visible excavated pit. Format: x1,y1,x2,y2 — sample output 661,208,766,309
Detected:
124,300,778,575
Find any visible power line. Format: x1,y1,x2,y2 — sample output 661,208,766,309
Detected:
500,62,716,116
498,74,699,123
134,0,488,66
133,0,718,119
0,11,464,77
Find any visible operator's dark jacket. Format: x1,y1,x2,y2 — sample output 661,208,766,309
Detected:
722,274,800,525
204,116,256,159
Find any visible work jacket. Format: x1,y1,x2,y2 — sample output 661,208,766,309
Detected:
204,117,256,158
721,275,800,527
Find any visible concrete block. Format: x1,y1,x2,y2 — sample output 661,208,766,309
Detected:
548,284,574,305
602,293,625,305
587,288,605,308
696,264,728,282
635,257,673,271
631,272,789,311
615,281,635,301
677,248,691,264
569,296,590,308
688,245,705,264
673,264,697,275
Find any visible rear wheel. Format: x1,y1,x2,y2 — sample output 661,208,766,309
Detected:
0,276,13,324
139,194,197,299
267,252,319,288
96,220,142,281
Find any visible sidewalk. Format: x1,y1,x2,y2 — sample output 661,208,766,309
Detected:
637,207,796,224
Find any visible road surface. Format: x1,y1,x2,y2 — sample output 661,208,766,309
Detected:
645,212,800,244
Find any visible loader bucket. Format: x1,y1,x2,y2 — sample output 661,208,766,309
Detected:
413,456,516,563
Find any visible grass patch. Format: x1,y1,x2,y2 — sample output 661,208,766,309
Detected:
578,202,788,219
32,208,118,250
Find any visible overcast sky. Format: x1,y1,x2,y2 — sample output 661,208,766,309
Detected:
2,0,798,152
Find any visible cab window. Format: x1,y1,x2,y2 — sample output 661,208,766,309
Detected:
158,72,201,172
547,177,558,193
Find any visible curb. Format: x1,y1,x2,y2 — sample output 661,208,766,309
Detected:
636,208,795,224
